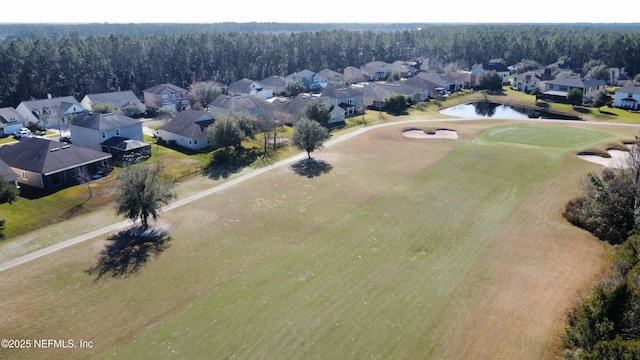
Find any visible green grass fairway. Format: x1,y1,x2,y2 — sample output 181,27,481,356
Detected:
0,120,622,359
480,123,612,148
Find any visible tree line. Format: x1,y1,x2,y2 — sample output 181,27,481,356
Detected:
1,24,640,109
562,141,640,357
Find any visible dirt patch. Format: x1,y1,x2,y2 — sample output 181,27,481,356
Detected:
402,128,458,139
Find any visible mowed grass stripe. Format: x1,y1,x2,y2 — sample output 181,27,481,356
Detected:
108,133,565,359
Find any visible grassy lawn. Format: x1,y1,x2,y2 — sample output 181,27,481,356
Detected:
1,120,628,359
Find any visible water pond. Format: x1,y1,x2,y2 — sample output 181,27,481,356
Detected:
439,102,582,120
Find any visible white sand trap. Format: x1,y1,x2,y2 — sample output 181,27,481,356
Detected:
578,145,636,169
403,129,458,139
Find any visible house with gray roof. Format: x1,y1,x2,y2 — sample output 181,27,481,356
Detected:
208,94,274,118
16,96,84,129
0,137,112,190
542,76,607,102
272,94,320,126
157,109,214,150
143,83,189,112
285,69,328,92
318,69,345,86
259,75,291,96
471,62,511,84
0,107,27,137
0,158,19,189
227,78,273,99
80,90,146,116
613,82,640,110
320,85,364,117
70,112,149,165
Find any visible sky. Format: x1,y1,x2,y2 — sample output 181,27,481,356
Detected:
1,0,638,24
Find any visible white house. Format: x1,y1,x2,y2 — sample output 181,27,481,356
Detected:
70,112,144,151
0,107,27,137
613,82,640,110
16,96,84,129
471,63,510,84
156,109,214,150
226,78,273,99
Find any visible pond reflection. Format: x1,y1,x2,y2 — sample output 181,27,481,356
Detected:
439,102,581,120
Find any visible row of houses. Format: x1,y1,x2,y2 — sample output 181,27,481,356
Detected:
2,56,638,193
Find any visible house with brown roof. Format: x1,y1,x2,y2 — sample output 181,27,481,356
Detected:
512,70,553,93
0,137,112,190
143,83,189,112
16,96,84,129
156,109,214,150
343,66,368,84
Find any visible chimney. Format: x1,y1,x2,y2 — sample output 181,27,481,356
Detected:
47,93,52,99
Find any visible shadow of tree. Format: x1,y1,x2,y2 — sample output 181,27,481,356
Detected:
203,147,261,180
290,158,333,178
86,226,172,280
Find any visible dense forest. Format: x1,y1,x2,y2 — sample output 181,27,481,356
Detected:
1,23,640,108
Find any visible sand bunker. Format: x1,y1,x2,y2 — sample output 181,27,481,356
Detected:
403,128,458,139
578,145,636,169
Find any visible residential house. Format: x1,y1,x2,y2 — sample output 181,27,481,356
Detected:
16,96,84,129
259,75,291,96
0,107,27,137
156,109,214,150
419,57,444,74
272,93,320,126
286,69,328,92
418,72,463,94
226,78,273,99
318,69,345,86
546,58,582,74
208,94,274,118
398,77,440,101
80,90,146,116
343,66,368,84
613,82,640,110
358,83,406,109
143,83,189,112
70,112,149,165
471,63,510,84
320,85,364,117
512,69,553,93
0,158,19,189
608,67,632,86
449,71,475,89
391,61,419,78
0,137,112,190
542,76,607,103
361,61,392,81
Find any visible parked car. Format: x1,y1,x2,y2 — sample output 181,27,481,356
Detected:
13,128,31,138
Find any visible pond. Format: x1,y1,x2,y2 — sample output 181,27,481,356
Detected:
439,102,582,120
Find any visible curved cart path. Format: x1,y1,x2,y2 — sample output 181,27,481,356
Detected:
1,117,638,272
